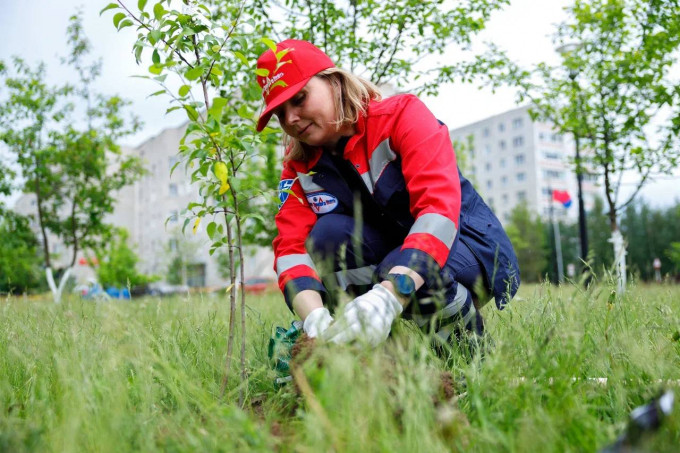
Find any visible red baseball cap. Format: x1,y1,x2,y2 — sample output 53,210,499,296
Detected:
255,39,335,132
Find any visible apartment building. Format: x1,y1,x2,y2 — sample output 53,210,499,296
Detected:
450,104,600,225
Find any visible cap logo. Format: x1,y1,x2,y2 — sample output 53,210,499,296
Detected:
262,72,286,97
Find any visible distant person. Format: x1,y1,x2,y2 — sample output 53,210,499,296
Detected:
653,257,662,283
256,39,520,348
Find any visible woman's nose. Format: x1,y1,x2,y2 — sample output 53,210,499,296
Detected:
285,106,300,125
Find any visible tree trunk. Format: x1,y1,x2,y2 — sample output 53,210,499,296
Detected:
46,266,72,304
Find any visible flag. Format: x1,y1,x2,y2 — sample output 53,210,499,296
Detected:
552,189,572,208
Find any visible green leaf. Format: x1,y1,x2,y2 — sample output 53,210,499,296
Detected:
261,37,277,52
255,68,269,77
185,67,203,81
211,45,221,53
236,104,251,120
100,3,119,15
170,159,182,177
149,30,162,45
184,105,199,121
210,66,223,77
148,89,165,97
233,51,248,66
138,0,148,11
275,48,291,61
148,65,163,75
207,221,217,239
208,97,228,120
153,3,166,21
113,12,126,28
118,19,134,30
270,80,287,91
166,106,181,114
178,85,191,97
152,49,160,65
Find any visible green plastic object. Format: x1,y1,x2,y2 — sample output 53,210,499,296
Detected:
268,320,303,388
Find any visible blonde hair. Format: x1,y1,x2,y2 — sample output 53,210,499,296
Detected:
284,67,382,162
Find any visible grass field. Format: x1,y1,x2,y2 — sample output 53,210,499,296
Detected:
1,280,679,452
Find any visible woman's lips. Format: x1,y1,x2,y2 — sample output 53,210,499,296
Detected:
298,124,311,136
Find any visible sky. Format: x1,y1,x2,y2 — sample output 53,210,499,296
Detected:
1,0,678,208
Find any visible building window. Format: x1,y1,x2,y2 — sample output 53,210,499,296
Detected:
499,140,506,150
502,194,509,203
512,136,524,147
169,239,178,252
485,144,491,154
512,118,523,129
500,158,506,168
544,169,563,179
168,210,179,224
544,151,561,160
542,187,552,196
483,127,490,137
515,154,525,165
539,132,546,141
498,122,505,132
516,172,526,182
169,183,178,196
485,162,492,171
517,191,527,201
501,175,508,186
487,197,494,209
487,180,493,189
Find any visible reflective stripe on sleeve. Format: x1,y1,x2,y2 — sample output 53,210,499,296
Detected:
408,213,457,248
276,253,317,277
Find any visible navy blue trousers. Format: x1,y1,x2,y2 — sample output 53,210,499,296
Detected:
306,213,486,337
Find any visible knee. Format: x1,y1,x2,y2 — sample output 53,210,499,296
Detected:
306,214,353,259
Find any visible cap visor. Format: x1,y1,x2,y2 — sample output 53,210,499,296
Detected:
256,77,311,132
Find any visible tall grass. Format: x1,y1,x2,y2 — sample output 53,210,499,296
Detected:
1,282,678,452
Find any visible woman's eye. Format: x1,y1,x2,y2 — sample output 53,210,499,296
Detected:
292,93,305,105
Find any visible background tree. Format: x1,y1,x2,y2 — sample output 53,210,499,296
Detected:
92,227,157,289
469,0,680,290
505,202,548,283
0,210,45,295
0,12,144,303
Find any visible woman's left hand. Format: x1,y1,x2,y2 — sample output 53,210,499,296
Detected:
322,284,403,347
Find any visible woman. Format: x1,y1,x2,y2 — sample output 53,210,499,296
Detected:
256,39,519,347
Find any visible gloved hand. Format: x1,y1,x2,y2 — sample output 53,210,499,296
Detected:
302,307,333,338
323,284,403,347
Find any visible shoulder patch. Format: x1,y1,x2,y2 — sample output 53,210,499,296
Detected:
278,179,294,209
306,191,339,214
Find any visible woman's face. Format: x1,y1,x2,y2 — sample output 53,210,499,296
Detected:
274,77,343,148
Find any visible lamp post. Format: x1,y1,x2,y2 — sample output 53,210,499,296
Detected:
557,43,589,269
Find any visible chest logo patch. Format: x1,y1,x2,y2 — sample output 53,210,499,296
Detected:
306,192,339,214
278,179,294,209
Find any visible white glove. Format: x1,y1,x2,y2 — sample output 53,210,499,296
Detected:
303,307,334,338
322,284,403,347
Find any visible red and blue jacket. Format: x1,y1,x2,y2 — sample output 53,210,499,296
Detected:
273,94,519,309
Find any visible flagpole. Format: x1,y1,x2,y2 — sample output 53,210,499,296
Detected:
550,186,565,283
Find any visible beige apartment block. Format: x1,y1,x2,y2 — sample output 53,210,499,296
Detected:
450,104,600,225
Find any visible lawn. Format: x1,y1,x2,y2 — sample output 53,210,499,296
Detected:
1,280,679,452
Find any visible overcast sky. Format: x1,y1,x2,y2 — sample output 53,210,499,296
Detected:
1,0,678,207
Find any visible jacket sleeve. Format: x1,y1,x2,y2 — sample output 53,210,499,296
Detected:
389,95,462,283
272,162,325,310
